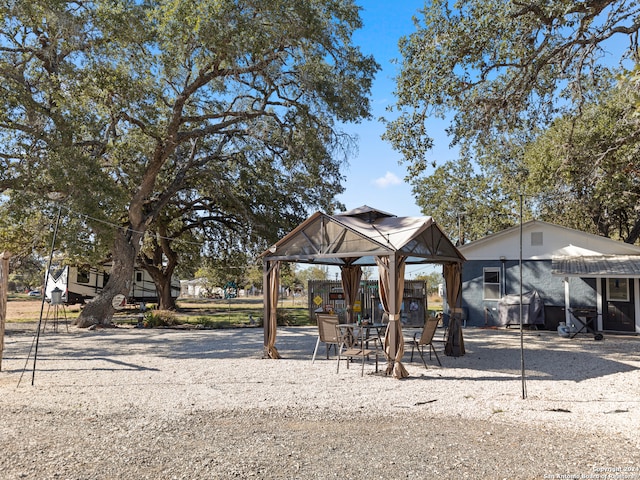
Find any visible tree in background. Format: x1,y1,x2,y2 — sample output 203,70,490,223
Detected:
278,263,297,293
360,266,375,281
297,265,330,284
195,251,251,294
385,0,640,240
524,80,640,242
0,1,378,325
415,271,442,297
412,157,518,243
244,263,264,294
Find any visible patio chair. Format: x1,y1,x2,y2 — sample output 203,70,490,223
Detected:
335,324,379,376
312,314,340,363
405,316,442,368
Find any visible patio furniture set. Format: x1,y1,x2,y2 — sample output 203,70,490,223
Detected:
312,313,442,376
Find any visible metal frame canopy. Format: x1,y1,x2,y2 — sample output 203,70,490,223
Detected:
262,206,464,266
260,206,465,377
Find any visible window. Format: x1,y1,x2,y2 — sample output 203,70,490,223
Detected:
483,268,501,300
76,267,90,284
607,278,629,302
136,271,143,282
531,231,543,246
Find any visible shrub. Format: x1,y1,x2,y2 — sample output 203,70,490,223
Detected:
276,311,292,326
194,316,216,329
143,310,179,328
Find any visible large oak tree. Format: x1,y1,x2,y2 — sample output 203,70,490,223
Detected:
385,0,640,240
525,78,640,242
0,0,378,325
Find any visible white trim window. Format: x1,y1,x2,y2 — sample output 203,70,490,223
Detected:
483,267,501,300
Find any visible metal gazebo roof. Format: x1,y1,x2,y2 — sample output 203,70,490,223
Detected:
260,206,465,265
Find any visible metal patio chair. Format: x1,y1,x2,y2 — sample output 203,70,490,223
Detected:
406,316,442,368
312,314,341,363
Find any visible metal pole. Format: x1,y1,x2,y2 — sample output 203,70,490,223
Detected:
519,193,527,399
0,251,11,372
32,204,62,385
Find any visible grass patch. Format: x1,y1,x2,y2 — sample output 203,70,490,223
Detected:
4,296,83,323
8,296,313,329
113,297,313,329
177,305,311,328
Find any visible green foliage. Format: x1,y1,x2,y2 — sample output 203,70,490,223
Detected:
276,310,295,326
279,262,296,289
143,309,179,328
8,261,44,292
412,156,520,242
386,0,640,240
387,0,636,162
297,265,330,283
192,317,218,329
0,0,379,323
179,304,309,328
416,271,443,296
195,251,250,290
244,264,264,292
524,80,640,241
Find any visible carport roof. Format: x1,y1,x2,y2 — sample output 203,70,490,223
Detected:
261,206,465,266
552,255,640,278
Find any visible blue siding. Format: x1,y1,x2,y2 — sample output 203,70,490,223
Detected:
461,260,597,327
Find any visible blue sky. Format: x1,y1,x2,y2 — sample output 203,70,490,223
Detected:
335,1,458,218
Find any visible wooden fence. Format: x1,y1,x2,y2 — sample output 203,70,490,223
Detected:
307,279,428,326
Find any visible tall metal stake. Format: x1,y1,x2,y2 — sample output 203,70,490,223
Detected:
32,204,62,385
519,193,527,399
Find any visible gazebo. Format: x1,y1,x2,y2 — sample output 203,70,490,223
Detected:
261,206,466,378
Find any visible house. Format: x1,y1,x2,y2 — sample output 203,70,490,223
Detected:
457,220,640,334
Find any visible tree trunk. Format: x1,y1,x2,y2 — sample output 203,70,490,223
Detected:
75,229,141,327
158,275,177,310
142,259,177,311
626,216,640,244
141,231,179,311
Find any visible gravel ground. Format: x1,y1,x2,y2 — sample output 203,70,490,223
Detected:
1,323,639,479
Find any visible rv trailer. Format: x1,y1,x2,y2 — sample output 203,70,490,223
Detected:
45,265,180,305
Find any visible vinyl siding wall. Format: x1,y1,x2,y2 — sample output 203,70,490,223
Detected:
461,260,597,327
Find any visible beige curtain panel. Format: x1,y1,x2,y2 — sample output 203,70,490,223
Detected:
444,262,465,356
376,255,409,379
265,261,281,359
340,261,362,324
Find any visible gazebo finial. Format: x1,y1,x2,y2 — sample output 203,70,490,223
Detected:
336,205,396,224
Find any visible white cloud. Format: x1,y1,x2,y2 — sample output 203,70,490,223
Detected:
373,171,402,188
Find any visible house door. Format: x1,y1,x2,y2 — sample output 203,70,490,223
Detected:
602,278,635,332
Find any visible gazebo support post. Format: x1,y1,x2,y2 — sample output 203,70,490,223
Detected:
386,254,398,373
263,260,281,359
340,260,362,324
263,260,271,358
376,254,409,378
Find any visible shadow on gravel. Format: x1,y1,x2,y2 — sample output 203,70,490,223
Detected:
5,326,639,383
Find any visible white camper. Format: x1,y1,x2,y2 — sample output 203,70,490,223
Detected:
45,265,180,305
